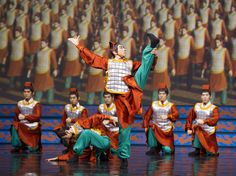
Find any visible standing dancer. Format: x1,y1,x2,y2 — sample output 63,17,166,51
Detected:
68,33,159,168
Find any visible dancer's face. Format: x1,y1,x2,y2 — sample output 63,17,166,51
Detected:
197,21,202,28
116,45,126,57
158,91,167,102
122,30,128,37
0,22,4,29
69,94,78,105
23,89,33,100
15,31,21,38
41,41,48,49
70,31,76,37
159,39,165,46
215,40,222,47
104,94,113,105
201,92,211,104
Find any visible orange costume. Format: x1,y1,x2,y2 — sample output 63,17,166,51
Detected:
76,44,141,127
143,100,179,153
11,82,41,152
185,101,219,154
73,38,157,160
72,114,119,161
53,99,89,161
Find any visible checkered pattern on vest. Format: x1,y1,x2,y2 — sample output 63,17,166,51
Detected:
105,59,133,94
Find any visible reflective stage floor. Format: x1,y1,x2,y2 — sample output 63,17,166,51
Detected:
0,145,236,175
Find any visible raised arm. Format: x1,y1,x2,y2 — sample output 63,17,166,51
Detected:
68,36,108,70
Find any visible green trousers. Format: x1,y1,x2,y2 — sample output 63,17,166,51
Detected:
118,124,131,159
73,130,110,158
134,44,155,90
147,128,172,154
11,126,38,152
117,45,155,159
193,134,213,155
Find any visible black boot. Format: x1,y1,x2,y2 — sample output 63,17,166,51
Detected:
62,148,70,154
146,33,160,48
10,148,20,153
188,149,200,157
120,158,128,169
145,147,159,156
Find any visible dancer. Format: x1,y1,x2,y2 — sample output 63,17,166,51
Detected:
68,32,159,168
185,85,219,156
143,83,179,155
10,82,42,153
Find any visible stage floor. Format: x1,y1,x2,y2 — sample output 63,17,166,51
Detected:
0,145,236,175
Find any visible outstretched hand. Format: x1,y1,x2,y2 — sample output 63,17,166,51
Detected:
68,35,80,46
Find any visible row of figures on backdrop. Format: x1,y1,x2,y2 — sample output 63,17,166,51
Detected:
1,0,236,105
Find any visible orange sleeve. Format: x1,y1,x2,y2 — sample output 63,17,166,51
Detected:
24,39,30,56
76,45,108,70
79,114,110,129
25,16,30,36
8,29,13,41
50,49,58,70
205,29,211,46
185,107,197,131
88,23,93,35
143,105,153,128
24,103,41,122
190,36,194,52
42,24,47,40
204,107,219,126
222,21,228,38
225,49,232,70
132,61,141,72
168,48,175,69
71,108,88,123
111,29,116,42
134,22,139,35
14,105,20,122
131,39,137,58
61,111,67,127
168,105,179,122
54,110,67,130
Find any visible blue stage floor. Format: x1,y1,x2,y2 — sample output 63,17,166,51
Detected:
0,144,236,175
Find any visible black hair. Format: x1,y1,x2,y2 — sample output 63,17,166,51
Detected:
69,92,79,98
202,90,211,96
158,88,169,95
23,87,34,93
103,91,113,97
110,44,119,58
